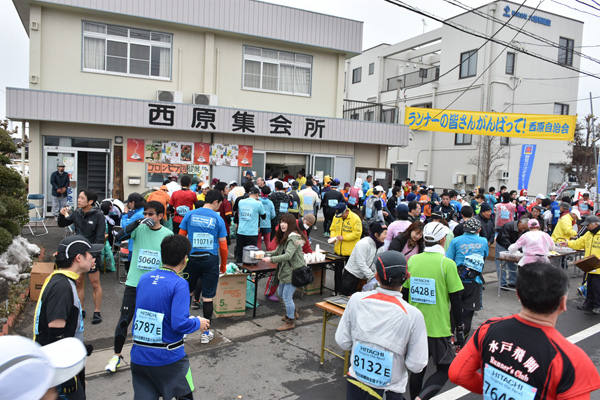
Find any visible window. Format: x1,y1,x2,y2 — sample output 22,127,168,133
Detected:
382,109,396,123
500,137,510,146
505,52,515,75
82,21,172,79
419,68,428,78
369,63,375,75
350,112,359,120
455,133,472,145
364,110,374,121
558,37,574,66
412,102,432,108
554,103,569,115
459,50,478,79
352,67,362,83
242,46,312,96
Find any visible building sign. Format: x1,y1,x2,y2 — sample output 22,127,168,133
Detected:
404,107,575,141
502,5,551,26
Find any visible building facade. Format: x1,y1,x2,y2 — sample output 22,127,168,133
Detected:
345,0,582,194
8,0,408,209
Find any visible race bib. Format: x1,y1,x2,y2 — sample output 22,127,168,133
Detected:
303,196,313,206
349,196,357,205
137,249,161,271
279,203,288,213
581,204,589,211
410,277,436,304
500,210,510,220
176,205,190,216
352,342,393,387
554,209,560,218
483,364,537,400
328,199,338,207
239,206,252,221
193,232,214,250
133,308,164,344
366,208,373,219
293,201,298,210
464,254,485,273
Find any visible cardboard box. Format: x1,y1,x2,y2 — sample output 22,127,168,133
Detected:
304,269,323,295
30,262,55,301
487,242,496,261
214,273,248,318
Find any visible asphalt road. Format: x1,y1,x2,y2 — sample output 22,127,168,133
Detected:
13,221,600,399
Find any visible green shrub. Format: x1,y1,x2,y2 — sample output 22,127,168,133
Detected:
0,227,12,254
0,125,27,242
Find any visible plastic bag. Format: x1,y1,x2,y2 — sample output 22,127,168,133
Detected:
225,262,240,274
246,275,258,308
361,277,378,292
101,242,116,272
163,217,174,232
230,222,237,240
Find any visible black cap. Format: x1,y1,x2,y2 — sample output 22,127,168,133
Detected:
291,181,300,188
480,203,492,213
248,187,260,195
126,192,143,204
334,202,347,217
56,235,103,262
375,251,407,284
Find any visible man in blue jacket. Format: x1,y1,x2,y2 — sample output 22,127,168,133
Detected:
50,161,70,219
131,235,209,400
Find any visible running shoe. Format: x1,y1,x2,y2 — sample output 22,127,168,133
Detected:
191,300,202,309
105,355,122,373
92,312,102,324
323,232,330,238
578,285,587,298
592,308,600,315
577,302,593,311
201,330,214,344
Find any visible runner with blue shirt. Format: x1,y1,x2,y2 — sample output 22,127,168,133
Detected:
179,189,227,344
130,235,210,400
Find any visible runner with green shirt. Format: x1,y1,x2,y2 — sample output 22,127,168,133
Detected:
402,221,465,400
105,201,173,373
179,189,228,344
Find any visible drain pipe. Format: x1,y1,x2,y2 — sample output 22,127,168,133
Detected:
427,81,439,183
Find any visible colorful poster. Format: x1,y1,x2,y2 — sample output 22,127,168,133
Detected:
127,139,144,162
162,141,180,164
145,140,165,163
518,144,536,191
62,156,76,208
210,143,225,166
226,144,239,166
187,164,210,182
179,142,194,164
404,107,576,141
238,145,253,167
194,143,210,165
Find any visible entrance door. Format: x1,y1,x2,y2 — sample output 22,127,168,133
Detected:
45,151,77,214
310,155,334,180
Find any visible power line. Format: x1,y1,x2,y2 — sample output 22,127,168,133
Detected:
509,95,600,105
522,74,599,80
516,40,600,48
442,0,600,66
574,0,600,12
383,0,600,80
549,0,600,18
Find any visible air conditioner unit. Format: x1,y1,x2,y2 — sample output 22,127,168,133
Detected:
452,173,465,185
192,93,218,106
466,174,477,185
156,90,183,103
499,170,510,180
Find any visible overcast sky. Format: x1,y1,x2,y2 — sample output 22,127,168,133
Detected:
1,0,599,122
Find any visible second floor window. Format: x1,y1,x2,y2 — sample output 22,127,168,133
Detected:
558,37,574,66
455,133,472,145
82,21,172,79
459,50,478,79
243,46,312,96
505,52,515,75
554,103,569,115
352,67,362,83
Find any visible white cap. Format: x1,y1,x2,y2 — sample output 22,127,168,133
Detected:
0,336,87,400
571,209,581,219
283,182,290,189
427,185,434,189
229,180,237,186
457,195,462,200
423,222,449,242
201,183,210,189
549,192,557,196
374,185,384,193
536,193,545,199
314,176,321,181
518,196,528,202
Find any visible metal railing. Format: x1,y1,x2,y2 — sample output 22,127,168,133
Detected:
386,66,440,92
343,100,397,123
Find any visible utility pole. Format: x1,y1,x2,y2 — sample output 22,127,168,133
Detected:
591,92,598,211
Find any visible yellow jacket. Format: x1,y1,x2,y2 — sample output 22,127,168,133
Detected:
551,214,577,242
567,230,600,275
330,210,363,256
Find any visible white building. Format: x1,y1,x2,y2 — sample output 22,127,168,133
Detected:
345,0,582,194
8,0,408,207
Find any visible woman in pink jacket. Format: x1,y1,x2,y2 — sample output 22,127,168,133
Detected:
508,219,555,266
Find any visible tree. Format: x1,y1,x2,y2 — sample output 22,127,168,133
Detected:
467,135,507,189
561,114,600,187
0,120,28,254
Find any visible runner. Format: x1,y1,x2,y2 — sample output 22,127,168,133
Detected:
288,180,304,219
336,251,428,400
34,235,103,399
130,235,210,400
170,175,197,234
179,189,228,342
105,201,173,373
322,180,346,237
402,221,464,400
382,203,412,251
234,187,266,263
433,192,457,222
446,218,489,340
449,262,600,399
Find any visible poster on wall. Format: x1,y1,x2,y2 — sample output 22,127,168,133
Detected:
226,144,239,166
162,141,180,164
238,145,253,167
187,164,210,182
62,156,77,207
179,142,194,164
127,139,144,162
211,143,225,166
193,143,210,165
145,140,164,162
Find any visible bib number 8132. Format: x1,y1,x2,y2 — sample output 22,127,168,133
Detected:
353,355,389,377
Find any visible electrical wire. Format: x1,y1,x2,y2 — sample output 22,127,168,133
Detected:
442,0,600,66
516,40,600,48
549,0,600,18
522,74,599,80
383,0,600,80
574,0,600,12
508,95,600,105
